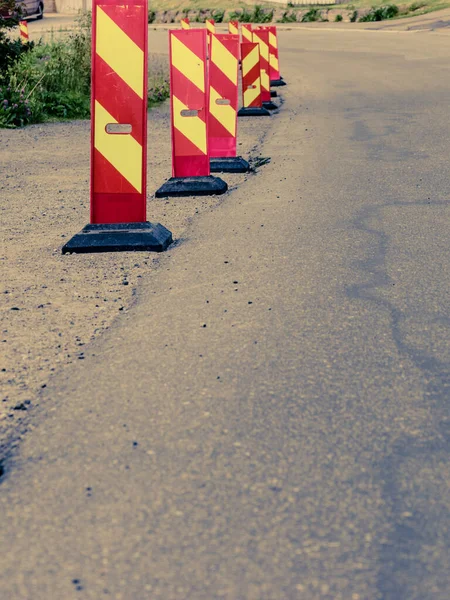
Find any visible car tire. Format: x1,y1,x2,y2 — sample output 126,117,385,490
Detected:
36,3,43,19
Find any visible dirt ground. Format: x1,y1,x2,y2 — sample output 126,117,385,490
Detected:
0,99,276,459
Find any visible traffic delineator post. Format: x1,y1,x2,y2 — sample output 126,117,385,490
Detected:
252,28,277,111
155,29,227,198
208,33,249,173
19,21,29,44
237,42,270,117
63,0,172,254
242,23,252,42
257,25,286,86
228,21,239,35
181,17,190,29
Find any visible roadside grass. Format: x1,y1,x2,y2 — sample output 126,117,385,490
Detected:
337,0,450,17
148,0,450,23
0,12,169,128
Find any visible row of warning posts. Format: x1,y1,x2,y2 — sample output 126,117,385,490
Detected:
62,1,287,255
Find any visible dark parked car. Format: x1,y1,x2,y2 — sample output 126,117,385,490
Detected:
0,0,43,20
17,0,44,19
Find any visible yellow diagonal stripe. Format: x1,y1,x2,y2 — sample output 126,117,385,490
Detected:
94,101,142,193
243,78,260,107
96,7,143,99
209,86,236,137
229,24,238,34
261,68,270,90
242,45,259,77
181,20,190,29
173,96,207,155
171,35,205,93
212,37,237,85
269,32,277,49
242,27,252,41
270,53,279,72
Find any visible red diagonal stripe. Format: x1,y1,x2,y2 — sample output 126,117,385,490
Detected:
93,149,140,195
171,67,207,123
209,112,234,140
94,55,144,146
173,127,206,157
245,63,261,84
209,63,238,111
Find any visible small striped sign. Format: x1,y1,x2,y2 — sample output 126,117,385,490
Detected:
19,21,29,44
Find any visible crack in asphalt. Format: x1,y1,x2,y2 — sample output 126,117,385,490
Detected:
348,197,450,600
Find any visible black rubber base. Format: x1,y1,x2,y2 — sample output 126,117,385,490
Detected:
270,90,277,98
155,175,228,198
263,101,278,111
62,222,173,254
238,106,271,117
210,156,250,173
271,78,286,87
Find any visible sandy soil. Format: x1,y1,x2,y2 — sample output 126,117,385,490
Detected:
0,99,276,459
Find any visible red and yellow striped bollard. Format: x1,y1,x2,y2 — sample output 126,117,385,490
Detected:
63,0,172,253
228,21,239,35
252,28,277,110
155,29,227,197
209,33,249,173
19,21,29,44
206,18,215,36
237,42,270,117
181,17,190,29
242,23,252,42
257,25,285,86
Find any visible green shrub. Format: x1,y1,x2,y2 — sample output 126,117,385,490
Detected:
409,1,426,9
359,4,399,21
277,10,297,23
212,9,225,23
301,8,321,22
0,80,34,127
148,10,156,23
230,6,273,23
350,9,358,21
335,14,343,21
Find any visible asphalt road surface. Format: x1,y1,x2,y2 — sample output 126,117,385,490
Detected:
1,27,450,600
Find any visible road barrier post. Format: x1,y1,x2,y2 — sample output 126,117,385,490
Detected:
19,21,29,44
252,29,277,111
257,25,286,87
237,42,270,117
253,29,278,110
63,0,172,253
181,18,190,30
242,23,252,43
155,29,227,197
228,21,239,35
208,33,249,173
